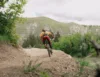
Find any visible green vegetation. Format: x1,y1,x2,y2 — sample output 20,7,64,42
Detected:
0,1,100,77
23,60,51,77
24,60,42,74
22,29,100,58
22,33,43,48
16,17,76,40
0,35,10,43
40,71,51,77
77,59,90,75
62,59,91,77
0,0,26,45
53,33,100,57
16,17,100,42
53,33,90,57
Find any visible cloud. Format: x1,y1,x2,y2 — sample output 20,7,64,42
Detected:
22,0,100,25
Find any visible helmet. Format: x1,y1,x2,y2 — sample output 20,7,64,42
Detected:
42,29,45,32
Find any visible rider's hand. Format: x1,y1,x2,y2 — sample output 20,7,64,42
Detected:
52,38,55,41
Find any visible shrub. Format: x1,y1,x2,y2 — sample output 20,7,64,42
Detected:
54,31,60,42
22,33,43,48
0,35,9,43
53,33,93,57
0,0,26,45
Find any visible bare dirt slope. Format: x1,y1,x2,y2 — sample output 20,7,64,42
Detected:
24,48,78,76
0,44,95,77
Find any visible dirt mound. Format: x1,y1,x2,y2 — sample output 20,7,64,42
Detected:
0,45,95,77
24,48,79,77
0,44,31,77
0,44,26,62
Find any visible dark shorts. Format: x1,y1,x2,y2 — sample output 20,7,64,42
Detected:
42,36,50,44
42,36,52,48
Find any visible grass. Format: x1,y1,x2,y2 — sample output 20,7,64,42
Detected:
77,59,90,75
23,60,42,74
23,60,51,77
40,71,51,77
62,58,94,77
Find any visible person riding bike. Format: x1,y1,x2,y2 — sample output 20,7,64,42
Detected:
40,29,54,49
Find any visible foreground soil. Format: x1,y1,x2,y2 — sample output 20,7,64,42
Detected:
0,44,96,77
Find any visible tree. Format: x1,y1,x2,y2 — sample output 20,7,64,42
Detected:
0,0,26,45
0,0,9,8
54,31,60,42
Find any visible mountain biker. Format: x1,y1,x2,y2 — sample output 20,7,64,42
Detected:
40,29,54,49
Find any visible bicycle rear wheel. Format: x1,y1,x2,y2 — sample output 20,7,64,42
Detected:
45,39,52,57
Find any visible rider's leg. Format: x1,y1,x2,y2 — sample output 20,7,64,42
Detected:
43,37,50,48
48,40,53,54
45,36,52,49
43,36,53,55
42,38,47,48
43,36,52,49
49,42,52,49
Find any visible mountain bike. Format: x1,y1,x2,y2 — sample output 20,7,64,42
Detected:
45,39,53,57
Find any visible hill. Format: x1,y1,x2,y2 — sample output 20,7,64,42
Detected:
16,17,70,36
16,17,100,43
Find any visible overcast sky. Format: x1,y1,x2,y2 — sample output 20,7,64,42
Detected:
22,0,100,25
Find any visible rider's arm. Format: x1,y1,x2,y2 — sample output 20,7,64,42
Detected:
50,32,54,39
40,32,44,40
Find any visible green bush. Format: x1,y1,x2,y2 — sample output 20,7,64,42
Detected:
22,33,43,48
0,34,19,45
0,35,9,42
0,0,26,45
53,33,93,57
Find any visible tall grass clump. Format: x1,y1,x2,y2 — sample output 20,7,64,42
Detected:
40,71,51,77
23,60,42,74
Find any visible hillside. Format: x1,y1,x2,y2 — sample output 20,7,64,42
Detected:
16,17,100,43
16,17,70,36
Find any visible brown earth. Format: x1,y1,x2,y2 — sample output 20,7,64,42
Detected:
0,44,96,77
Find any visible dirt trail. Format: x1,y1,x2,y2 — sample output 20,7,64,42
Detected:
23,48,53,57
23,48,69,57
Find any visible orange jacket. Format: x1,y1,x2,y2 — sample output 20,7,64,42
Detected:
39,31,53,39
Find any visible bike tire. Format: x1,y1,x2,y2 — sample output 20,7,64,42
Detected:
45,39,52,57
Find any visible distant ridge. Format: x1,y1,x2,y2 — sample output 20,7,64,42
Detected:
16,16,100,43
